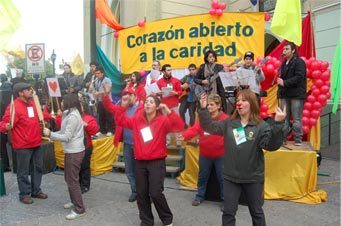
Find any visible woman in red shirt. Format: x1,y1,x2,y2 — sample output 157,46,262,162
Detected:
126,71,146,102
178,94,228,207
115,94,184,226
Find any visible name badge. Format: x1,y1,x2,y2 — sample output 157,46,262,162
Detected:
27,107,35,118
203,131,211,136
167,83,173,89
140,126,153,143
232,127,247,145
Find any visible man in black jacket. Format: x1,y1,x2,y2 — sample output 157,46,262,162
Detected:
277,42,306,146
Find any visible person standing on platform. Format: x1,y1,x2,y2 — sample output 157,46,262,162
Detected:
61,64,81,95
79,102,99,193
103,87,143,202
114,93,184,226
194,49,227,113
179,64,197,127
0,83,48,204
277,42,307,146
198,89,286,226
83,61,99,92
43,93,86,220
92,67,114,136
178,94,227,208
126,71,146,102
144,60,163,87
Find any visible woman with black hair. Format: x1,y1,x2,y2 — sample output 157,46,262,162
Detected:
126,71,146,102
43,93,86,220
194,49,227,112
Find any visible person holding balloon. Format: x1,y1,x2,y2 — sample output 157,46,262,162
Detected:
277,41,307,146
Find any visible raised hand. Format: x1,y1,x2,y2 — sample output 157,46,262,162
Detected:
199,93,208,108
274,106,286,122
158,103,171,115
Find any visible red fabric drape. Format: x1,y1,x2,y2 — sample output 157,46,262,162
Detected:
95,0,124,31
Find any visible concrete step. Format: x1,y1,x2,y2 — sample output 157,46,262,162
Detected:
112,162,180,174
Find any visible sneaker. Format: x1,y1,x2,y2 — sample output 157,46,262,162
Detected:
294,142,302,146
64,202,74,209
192,199,201,206
128,193,137,202
31,192,48,199
81,187,89,194
164,224,173,226
65,210,85,220
106,132,113,137
20,196,34,204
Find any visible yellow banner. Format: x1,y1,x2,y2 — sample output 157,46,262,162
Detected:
119,13,264,73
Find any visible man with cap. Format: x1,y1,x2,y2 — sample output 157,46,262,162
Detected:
102,86,142,202
0,82,48,204
236,51,265,103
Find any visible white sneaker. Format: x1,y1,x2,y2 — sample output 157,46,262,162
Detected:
63,202,74,209
106,132,113,137
164,224,173,226
65,210,85,220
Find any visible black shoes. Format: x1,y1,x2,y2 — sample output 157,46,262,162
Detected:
128,193,137,202
81,187,89,194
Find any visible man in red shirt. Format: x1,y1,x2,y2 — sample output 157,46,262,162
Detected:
157,64,182,113
0,83,48,204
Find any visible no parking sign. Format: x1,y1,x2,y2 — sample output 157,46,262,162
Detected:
25,43,45,73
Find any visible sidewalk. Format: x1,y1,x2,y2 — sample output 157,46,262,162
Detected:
0,158,340,226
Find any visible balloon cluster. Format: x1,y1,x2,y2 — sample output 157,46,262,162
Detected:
257,56,281,91
259,98,270,119
209,0,227,17
301,57,331,134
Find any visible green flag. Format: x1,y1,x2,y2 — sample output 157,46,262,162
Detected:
0,0,21,51
331,36,341,114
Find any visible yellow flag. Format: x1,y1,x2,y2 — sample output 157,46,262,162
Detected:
270,0,302,46
71,54,84,76
0,0,21,51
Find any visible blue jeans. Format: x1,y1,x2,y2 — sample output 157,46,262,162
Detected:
15,147,43,199
123,143,136,194
279,99,304,143
195,155,224,201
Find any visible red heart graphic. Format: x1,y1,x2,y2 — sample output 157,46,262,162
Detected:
48,81,58,93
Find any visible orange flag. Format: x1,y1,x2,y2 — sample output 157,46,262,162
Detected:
95,0,124,31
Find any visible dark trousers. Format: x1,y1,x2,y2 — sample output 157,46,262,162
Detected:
15,147,43,199
179,100,196,126
79,147,92,189
65,151,85,214
222,179,265,226
97,101,114,134
0,133,10,169
123,143,136,194
135,159,173,226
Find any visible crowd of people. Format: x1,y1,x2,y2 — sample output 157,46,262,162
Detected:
0,42,308,225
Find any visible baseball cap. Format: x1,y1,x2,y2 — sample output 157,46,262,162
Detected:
13,82,32,95
122,87,135,95
244,51,254,61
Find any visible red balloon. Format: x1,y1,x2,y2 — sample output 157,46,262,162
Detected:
212,0,219,9
310,61,319,71
320,85,329,94
302,116,309,125
306,60,312,69
266,64,275,75
137,20,145,27
302,109,310,118
209,8,216,15
139,69,145,76
326,92,331,99
311,110,320,118
320,70,331,81
302,126,310,134
304,102,312,111
311,89,320,97
311,70,321,79
309,118,318,127
311,85,317,90
264,12,271,21
314,79,324,88
216,9,223,16
307,95,316,103
260,112,268,119
274,60,280,68
320,61,329,71
260,104,268,112
219,2,227,10
313,101,322,110
306,68,311,78
324,80,331,87
113,31,119,38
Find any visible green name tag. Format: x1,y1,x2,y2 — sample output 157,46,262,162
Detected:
232,127,247,145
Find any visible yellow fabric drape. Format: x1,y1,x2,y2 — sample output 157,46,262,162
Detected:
263,80,320,150
177,145,200,189
178,146,327,204
54,136,122,176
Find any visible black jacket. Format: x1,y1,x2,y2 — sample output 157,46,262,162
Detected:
194,63,227,112
199,108,284,183
278,56,307,99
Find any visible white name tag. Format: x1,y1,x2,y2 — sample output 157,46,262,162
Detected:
141,126,153,143
203,131,211,136
27,107,35,118
232,127,247,145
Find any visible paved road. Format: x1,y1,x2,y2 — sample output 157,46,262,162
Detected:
0,159,340,226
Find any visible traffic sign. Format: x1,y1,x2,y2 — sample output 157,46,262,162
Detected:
26,43,45,74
